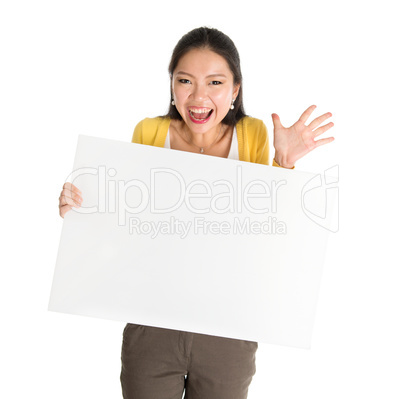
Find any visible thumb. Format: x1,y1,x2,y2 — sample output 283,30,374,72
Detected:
271,113,283,130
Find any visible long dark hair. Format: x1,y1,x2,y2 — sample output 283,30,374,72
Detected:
165,27,246,126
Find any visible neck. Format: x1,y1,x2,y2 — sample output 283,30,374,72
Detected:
181,122,225,149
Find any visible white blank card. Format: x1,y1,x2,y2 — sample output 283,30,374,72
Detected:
49,135,336,349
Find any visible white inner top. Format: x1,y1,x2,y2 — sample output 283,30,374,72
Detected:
164,126,239,160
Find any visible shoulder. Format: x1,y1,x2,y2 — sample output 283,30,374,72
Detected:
237,116,268,140
236,116,269,165
132,117,170,146
133,117,167,137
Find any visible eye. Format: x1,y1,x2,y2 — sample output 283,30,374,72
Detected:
210,80,222,85
179,79,191,84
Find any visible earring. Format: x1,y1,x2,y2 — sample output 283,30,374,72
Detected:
230,99,235,110
171,99,175,106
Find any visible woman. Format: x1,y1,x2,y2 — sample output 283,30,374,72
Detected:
59,27,334,399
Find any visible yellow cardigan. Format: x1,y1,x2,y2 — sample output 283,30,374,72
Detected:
131,116,283,167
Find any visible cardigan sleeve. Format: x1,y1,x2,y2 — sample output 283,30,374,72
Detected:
132,119,145,144
254,121,269,166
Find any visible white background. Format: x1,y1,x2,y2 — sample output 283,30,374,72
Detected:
1,0,401,398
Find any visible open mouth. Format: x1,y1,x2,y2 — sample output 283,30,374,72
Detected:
188,108,213,124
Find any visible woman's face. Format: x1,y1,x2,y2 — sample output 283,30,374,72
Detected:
171,48,240,135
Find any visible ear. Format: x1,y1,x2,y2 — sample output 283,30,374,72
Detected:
170,78,175,102
233,84,240,100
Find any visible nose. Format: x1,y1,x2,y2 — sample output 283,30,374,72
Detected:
191,83,208,101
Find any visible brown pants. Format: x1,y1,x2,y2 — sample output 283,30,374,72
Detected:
120,324,258,399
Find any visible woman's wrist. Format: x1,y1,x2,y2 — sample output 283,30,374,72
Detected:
273,153,294,169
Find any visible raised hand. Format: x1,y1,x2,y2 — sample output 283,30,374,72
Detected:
271,105,334,168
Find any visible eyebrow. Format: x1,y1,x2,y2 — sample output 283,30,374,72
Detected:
175,71,228,79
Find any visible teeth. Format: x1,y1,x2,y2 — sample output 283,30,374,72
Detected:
189,108,211,113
